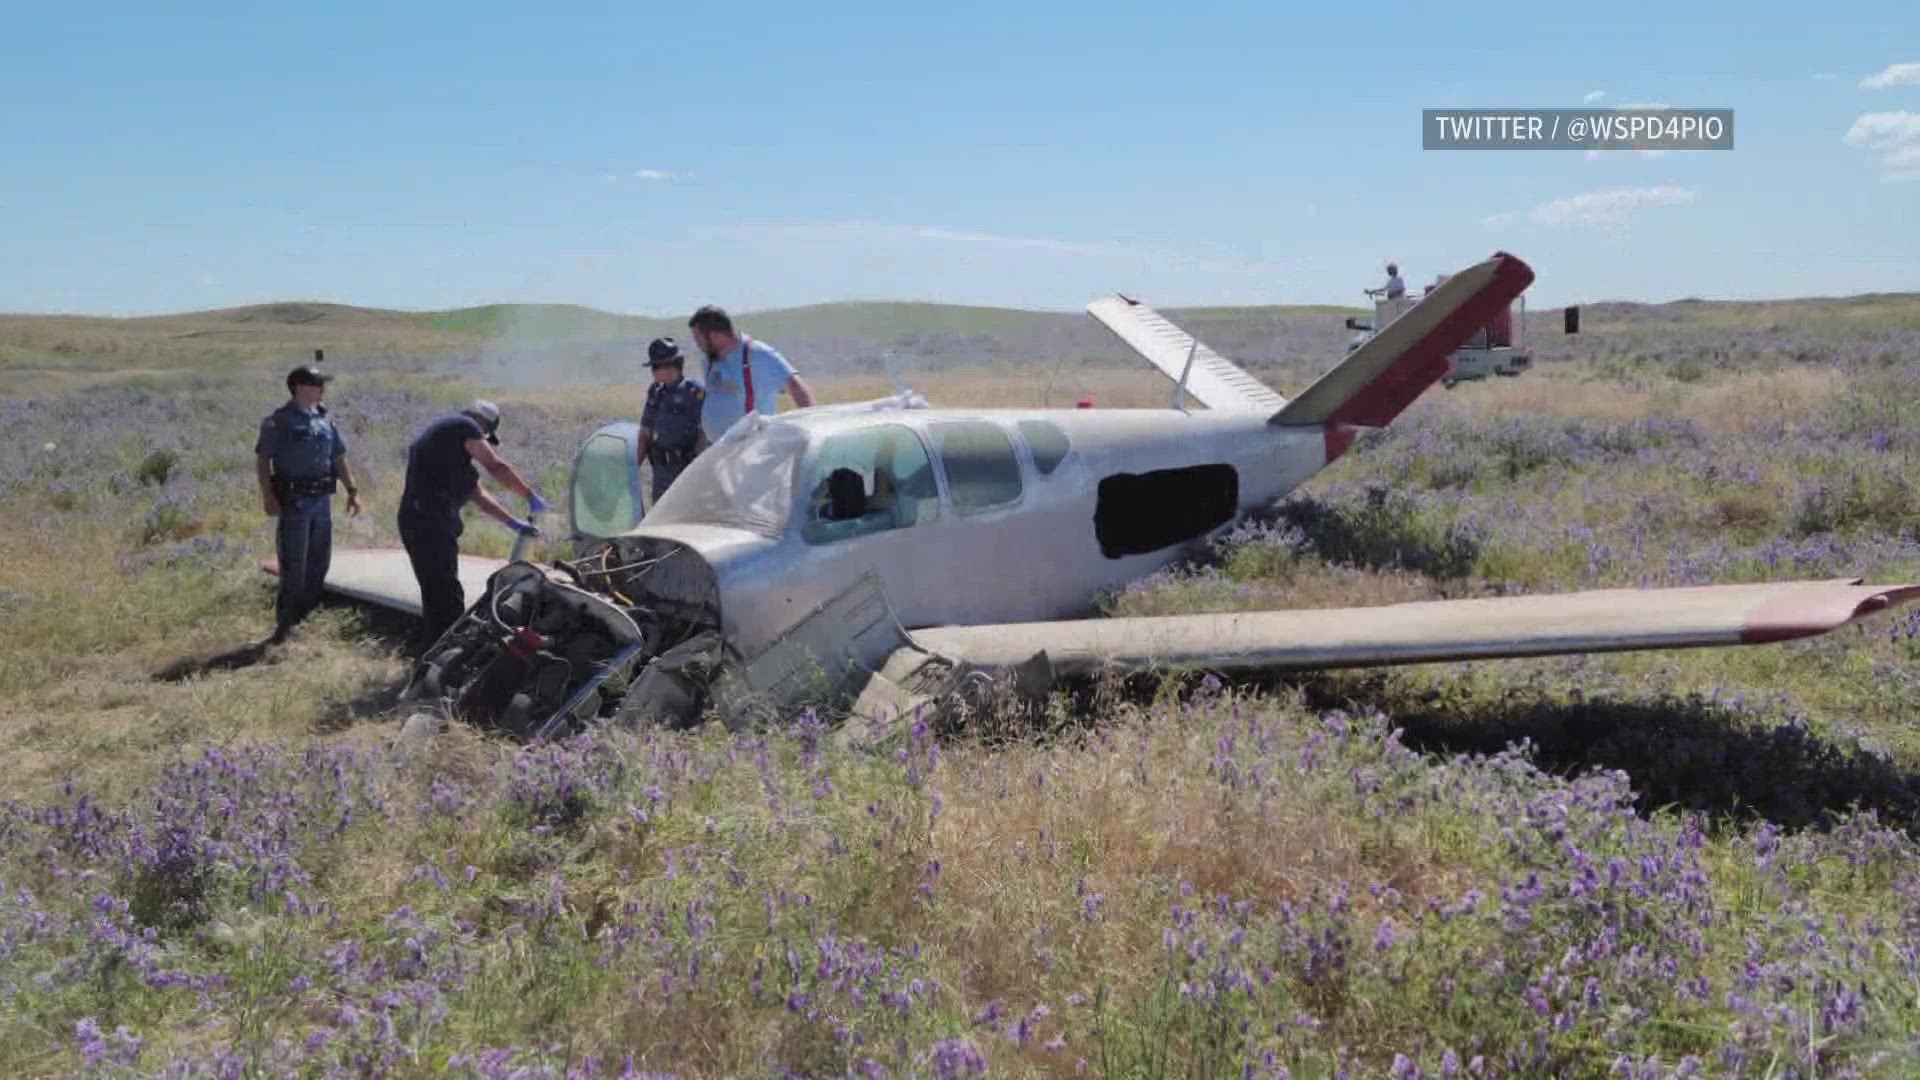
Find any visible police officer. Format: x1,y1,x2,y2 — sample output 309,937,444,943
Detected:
396,399,547,652
636,336,709,504
255,364,361,644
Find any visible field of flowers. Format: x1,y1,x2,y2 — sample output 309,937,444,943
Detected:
2,299,1920,1077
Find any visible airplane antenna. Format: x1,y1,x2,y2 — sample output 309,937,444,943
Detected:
882,349,906,396
1172,337,1198,412
1041,325,1074,408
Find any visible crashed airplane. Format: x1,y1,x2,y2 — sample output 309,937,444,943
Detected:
275,251,1920,740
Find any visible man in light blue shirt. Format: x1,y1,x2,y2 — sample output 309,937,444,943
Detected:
687,304,815,442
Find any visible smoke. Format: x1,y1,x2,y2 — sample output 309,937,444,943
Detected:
447,304,671,389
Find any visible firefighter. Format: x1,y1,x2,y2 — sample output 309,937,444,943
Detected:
396,400,544,652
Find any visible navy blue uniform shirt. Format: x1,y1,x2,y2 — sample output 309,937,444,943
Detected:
401,413,486,514
641,377,706,450
255,401,345,479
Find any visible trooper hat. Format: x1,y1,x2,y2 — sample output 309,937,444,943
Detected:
285,364,333,393
464,399,502,444
647,336,685,367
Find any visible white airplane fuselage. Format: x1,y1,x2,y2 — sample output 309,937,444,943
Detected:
612,404,1339,660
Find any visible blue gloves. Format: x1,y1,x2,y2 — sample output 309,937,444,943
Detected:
528,492,549,516
508,517,540,537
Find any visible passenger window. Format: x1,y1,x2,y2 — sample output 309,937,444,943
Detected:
934,421,1022,512
801,424,939,545
1017,420,1070,475
571,430,640,539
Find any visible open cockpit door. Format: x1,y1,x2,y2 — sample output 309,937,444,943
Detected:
569,421,647,545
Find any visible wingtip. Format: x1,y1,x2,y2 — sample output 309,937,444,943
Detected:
1740,581,1920,644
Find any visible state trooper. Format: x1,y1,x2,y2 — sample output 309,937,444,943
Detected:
396,400,546,653
635,336,709,504
255,364,361,644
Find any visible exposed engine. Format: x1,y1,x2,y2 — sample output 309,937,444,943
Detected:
399,537,726,740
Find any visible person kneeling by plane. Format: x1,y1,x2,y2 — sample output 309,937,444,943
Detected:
636,336,709,505
396,399,546,653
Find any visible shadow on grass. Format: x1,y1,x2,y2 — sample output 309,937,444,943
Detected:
150,597,420,686
1281,671,1920,836
313,679,413,734
151,640,278,682
1032,668,1920,835
311,599,425,733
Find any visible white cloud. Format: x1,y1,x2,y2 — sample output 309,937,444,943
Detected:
1860,63,1920,89
1483,185,1697,229
1844,110,1920,181
598,168,678,183
1583,89,1606,103
909,225,1137,256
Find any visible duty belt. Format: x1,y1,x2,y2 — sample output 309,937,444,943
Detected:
648,444,697,468
276,475,335,498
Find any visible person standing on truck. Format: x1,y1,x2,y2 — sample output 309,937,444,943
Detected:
256,363,362,644
636,336,709,504
395,400,546,653
1367,262,1406,300
687,304,815,444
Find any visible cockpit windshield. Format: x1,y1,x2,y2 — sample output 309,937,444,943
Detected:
642,415,806,537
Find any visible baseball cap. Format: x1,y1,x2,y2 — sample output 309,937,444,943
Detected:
647,336,684,366
286,364,333,389
465,399,502,444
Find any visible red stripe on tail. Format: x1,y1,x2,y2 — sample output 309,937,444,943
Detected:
1326,252,1534,429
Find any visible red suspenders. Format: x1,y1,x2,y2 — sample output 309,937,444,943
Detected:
739,336,756,415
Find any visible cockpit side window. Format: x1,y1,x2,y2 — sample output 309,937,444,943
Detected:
800,424,940,545
1016,419,1071,475
932,420,1023,512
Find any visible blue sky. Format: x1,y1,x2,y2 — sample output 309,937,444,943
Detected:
2,1,1916,316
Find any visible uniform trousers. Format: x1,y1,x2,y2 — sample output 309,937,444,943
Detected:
274,492,333,636
397,501,466,653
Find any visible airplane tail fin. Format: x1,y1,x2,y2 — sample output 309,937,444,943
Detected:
1269,251,1534,429
1086,294,1288,414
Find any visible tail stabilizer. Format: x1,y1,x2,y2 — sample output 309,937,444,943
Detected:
1270,251,1533,428
1086,294,1288,413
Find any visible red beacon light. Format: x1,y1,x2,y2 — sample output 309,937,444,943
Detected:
1076,397,1094,409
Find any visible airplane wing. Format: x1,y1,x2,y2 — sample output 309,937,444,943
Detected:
886,578,1920,688
1085,294,1288,413
260,548,509,618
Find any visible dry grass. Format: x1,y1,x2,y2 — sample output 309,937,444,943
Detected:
1395,364,1843,439
0,519,408,800
902,700,1490,1071
1690,367,1842,436
489,366,1180,415
1434,370,1683,425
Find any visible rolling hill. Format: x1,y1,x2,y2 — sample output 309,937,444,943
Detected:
3,291,1917,395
